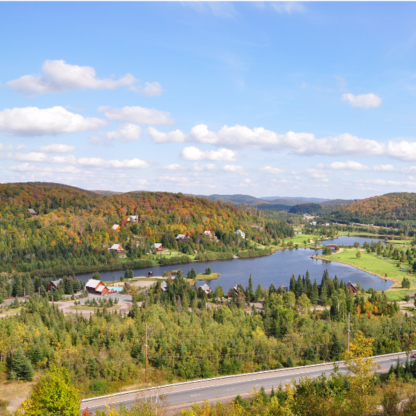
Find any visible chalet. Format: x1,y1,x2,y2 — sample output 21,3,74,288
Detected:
228,285,239,297
28,208,38,217
108,244,124,253
85,279,109,295
111,224,120,232
127,216,139,223
147,271,153,277
161,281,167,293
204,231,213,239
47,279,62,292
276,285,289,294
235,229,245,239
199,284,212,296
176,234,190,242
347,282,359,294
154,243,164,253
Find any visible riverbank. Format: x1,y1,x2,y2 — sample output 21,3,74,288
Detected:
313,248,416,300
196,272,220,281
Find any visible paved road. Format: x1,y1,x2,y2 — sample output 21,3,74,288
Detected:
81,352,410,415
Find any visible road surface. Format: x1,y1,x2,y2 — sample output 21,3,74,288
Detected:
81,352,409,415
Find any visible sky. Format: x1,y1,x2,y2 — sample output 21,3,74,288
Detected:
1,1,416,199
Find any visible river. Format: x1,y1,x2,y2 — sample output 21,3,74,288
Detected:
75,236,391,293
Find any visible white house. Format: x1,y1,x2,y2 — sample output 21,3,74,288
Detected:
108,244,124,253
235,229,245,239
127,216,138,223
176,234,190,241
111,224,120,231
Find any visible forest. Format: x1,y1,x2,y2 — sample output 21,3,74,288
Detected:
0,183,293,277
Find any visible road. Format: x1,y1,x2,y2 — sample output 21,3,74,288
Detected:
81,352,409,415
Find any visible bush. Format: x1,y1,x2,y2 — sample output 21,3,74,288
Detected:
89,379,108,394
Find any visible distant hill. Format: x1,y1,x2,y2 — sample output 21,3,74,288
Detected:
288,203,323,215
261,196,330,204
92,190,124,196
200,194,267,205
338,192,416,221
321,199,357,207
255,204,292,212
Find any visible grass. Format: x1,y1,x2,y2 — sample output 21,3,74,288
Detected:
0,371,38,405
0,307,22,316
195,272,220,281
70,305,122,311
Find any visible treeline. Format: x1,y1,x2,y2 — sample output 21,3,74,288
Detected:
0,183,293,276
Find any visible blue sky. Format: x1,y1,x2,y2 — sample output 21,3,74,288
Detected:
1,1,416,199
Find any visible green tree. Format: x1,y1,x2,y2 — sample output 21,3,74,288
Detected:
17,366,80,416
10,347,33,381
356,251,361,259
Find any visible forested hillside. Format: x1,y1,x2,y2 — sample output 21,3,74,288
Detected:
0,183,293,277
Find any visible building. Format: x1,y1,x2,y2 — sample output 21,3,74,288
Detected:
85,279,109,295
199,284,212,296
47,279,62,292
276,285,289,294
28,208,38,217
154,243,164,253
108,244,124,253
127,216,139,223
303,214,315,220
161,281,167,293
310,221,317,226
111,224,120,232
235,229,245,239
347,282,359,294
204,230,213,239
176,234,190,242
228,285,239,297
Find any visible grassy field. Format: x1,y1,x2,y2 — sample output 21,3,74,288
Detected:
317,248,416,300
70,305,122,311
196,272,220,281
0,307,22,316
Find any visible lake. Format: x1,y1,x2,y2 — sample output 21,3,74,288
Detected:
321,236,384,246
76,237,392,293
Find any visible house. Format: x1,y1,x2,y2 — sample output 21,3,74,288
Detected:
303,214,315,220
276,285,289,294
204,231,213,239
176,234,190,242
235,229,245,239
347,282,359,294
108,244,124,253
85,279,109,295
111,224,120,232
325,223,330,227
154,243,164,253
228,285,239,297
161,281,167,293
199,284,212,296
47,278,62,292
127,216,139,223
310,221,317,226
28,208,38,217
147,271,153,277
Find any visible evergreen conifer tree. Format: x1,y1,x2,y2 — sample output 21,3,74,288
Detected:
11,347,34,381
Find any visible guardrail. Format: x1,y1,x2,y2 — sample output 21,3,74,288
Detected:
81,350,409,404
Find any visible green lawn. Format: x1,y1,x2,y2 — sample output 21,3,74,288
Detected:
320,249,416,288
196,272,220,281
70,305,122,311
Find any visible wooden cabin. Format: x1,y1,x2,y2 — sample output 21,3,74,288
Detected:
47,279,62,292
108,244,124,254
85,279,109,295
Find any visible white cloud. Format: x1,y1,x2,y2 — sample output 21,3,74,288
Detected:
306,169,329,182
7,60,137,95
387,141,416,161
132,82,163,97
99,106,174,125
158,175,189,183
373,164,395,172
342,93,382,109
77,157,148,169
329,161,370,171
39,144,75,153
11,152,77,164
0,106,106,136
260,166,285,174
163,164,183,171
192,163,217,171
9,163,81,174
147,127,186,143
0,143,26,151
181,146,236,162
150,125,385,156
90,124,142,144
223,164,246,175
271,2,306,14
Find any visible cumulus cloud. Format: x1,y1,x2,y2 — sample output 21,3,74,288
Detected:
7,60,137,95
90,124,142,144
10,163,81,174
0,106,106,136
132,82,163,97
329,161,370,171
149,125,385,156
163,164,183,171
192,163,217,171
147,127,185,143
0,143,26,151
223,165,246,175
387,141,416,161
260,166,285,174
306,169,329,182
271,2,306,14
342,93,382,109
158,175,189,183
181,146,237,162
99,106,174,125
39,144,75,153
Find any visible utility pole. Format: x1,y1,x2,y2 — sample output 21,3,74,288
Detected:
145,324,148,385
347,313,351,350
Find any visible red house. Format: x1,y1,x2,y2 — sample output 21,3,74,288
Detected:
347,282,358,294
28,208,38,217
154,243,164,253
85,279,109,295
47,279,62,292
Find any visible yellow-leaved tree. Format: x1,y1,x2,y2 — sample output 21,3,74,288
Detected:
343,331,379,414
15,365,80,416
